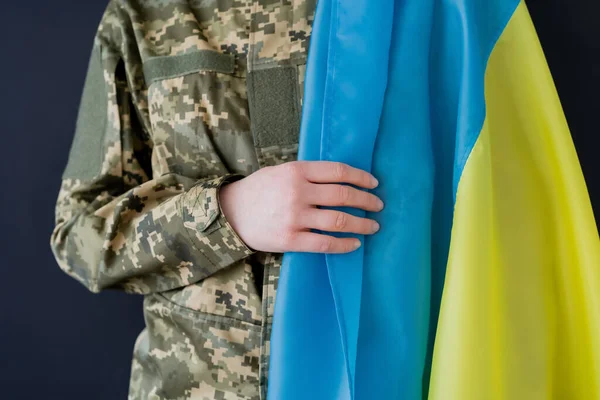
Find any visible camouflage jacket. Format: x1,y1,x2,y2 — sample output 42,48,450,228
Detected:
50,1,315,398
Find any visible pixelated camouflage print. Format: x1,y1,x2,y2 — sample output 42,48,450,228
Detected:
190,0,253,61
53,171,252,295
52,0,316,398
148,70,254,179
259,253,282,321
52,17,254,296
254,252,282,399
122,0,252,59
128,294,261,400
258,322,273,400
180,176,254,269
96,2,152,133
248,0,315,68
103,0,315,68
160,259,263,324
129,1,216,57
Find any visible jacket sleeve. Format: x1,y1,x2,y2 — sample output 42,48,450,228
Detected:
50,3,253,295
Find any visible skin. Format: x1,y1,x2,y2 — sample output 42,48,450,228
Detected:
220,161,383,254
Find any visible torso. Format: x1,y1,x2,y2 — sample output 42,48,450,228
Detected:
109,1,316,398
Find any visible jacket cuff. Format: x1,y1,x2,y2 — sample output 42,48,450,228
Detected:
179,175,254,272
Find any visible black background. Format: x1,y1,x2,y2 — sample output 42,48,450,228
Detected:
0,1,597,399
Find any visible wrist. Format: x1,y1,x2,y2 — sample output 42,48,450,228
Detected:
218,179,252,250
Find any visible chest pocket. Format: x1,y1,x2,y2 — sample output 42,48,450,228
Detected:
145,50,260,178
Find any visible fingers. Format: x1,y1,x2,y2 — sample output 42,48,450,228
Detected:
286,232,362,254
308,184,384,212
302,209,379,235
297,161,378,189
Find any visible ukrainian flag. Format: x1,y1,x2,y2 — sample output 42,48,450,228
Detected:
268,0,600,399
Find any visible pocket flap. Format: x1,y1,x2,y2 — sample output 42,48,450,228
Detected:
143,50,236,85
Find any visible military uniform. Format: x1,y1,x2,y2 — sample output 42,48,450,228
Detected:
50,1,316,398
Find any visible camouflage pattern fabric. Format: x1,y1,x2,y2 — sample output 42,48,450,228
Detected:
50,1,315,399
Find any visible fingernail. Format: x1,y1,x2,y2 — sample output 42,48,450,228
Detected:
371,222,380,233
371,176,379,187
377,199,384,210
354,240,362,249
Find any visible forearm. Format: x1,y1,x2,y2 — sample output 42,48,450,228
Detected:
51,173,252,294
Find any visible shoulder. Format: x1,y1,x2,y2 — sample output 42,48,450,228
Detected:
95,0,246,60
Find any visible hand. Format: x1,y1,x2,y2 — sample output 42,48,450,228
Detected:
219,161,383,254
